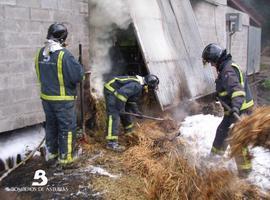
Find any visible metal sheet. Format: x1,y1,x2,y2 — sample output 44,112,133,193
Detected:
247,26,261,75
129,0,215,110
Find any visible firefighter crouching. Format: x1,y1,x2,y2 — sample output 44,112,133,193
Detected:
202,43,254,177
104,74,159,152
35,23,84,168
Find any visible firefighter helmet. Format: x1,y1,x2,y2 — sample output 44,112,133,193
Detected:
47,23,68,43
202,43,225,65
145,74,159,90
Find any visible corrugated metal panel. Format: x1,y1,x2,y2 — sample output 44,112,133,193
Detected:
129,0,215,110
247,26,261,75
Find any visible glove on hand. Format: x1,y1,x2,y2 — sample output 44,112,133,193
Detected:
230,107,240,115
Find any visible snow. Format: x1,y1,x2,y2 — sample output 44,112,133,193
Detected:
0,125,45,162
180,114,270,191
84,165,120,179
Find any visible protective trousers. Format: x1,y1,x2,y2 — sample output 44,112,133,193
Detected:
211,110,252,172
104,89,133,141
42,100,76,165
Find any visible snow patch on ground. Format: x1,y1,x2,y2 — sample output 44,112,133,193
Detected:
84,165,120,179
0,125,45,162
179,114,270,191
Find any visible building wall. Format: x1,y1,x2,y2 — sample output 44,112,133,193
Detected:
191,0,251,73
190,0,227,49
226,7,250,72
0,0,90,133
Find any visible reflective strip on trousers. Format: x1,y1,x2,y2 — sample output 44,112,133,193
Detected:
124,123,134,130
211,146,225,155
240,147,252,170
59,131,73,165
106,115,118,140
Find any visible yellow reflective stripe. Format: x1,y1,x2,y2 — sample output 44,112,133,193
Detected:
224,111,230,115
232,63,244,87
231,91,246,98
240,163,252,170
127,102,136,105
35,48,41,83
211,147,225,155
59,159,73,165
218,91,228,97
41,93,75,101
67,131,72,162
114,91,127,102
106,115,118,140
104,78,116,92
57,51,65,96
104,77,140,93
240,100,254,110
124,123,133,130
240,147,252,169
47,153,58,160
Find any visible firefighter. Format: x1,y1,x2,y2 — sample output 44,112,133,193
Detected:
35,23,84,168
104,74,159,152
202,43,254,177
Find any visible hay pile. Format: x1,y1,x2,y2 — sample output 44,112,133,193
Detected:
229,106,270,157
122,121,263,200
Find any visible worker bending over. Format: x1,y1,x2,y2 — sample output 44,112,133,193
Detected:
104,74,159,152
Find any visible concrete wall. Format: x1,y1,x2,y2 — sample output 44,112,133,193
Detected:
226,7,249,72
190,0,227,49
191,0,250,73
0,0,90,133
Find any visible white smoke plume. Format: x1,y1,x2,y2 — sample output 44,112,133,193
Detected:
89,0,132,98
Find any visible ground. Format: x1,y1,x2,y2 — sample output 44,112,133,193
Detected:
0,56,270,200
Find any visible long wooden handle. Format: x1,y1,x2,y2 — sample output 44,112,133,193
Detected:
120,112,165,121
217,97,241,120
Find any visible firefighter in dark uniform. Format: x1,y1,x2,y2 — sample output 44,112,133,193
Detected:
104,74,159,152
202,43,254,176
35,23,84,167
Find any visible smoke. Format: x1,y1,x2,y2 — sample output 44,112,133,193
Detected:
89,0,132,98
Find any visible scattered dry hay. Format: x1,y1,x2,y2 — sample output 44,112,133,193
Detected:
229,106,270,157
122,121,266,200
156,116,180,133
86,98,107,142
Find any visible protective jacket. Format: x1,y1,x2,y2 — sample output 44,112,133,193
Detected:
104,76,144,140
35,46,83,165
216,55,254,114
104,76,143,112
35,47,84,101
212,55,253,172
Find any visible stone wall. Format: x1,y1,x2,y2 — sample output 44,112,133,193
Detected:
0,0,90,133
